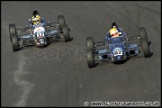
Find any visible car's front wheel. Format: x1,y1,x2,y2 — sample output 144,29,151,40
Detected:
11,34,19,51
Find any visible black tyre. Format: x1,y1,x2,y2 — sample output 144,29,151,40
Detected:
139,27,151,57
58,15,66,29
86,37,94,51
9,24,17,42
87,49,95,68
11,34,19,51
62,25,70,42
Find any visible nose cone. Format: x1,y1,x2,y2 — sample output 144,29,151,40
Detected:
115,55,123,61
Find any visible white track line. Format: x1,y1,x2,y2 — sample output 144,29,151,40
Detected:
14,53,34,107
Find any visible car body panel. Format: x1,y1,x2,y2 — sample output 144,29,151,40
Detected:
98,35,140,62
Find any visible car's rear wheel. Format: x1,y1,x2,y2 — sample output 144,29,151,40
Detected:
86,37,94,52
87,49,95,68
139,27,151,57
9,24,17,42
58,15,66,29
11,34,19,51
62,25,70,42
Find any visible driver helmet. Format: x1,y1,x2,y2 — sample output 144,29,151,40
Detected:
109,26,120,38
32,15,41,25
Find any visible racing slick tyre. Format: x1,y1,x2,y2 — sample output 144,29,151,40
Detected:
139,27,151,57
9,24,17,43
11,34,19,51
87,49,95,68
62,25,70,42
86,37,94,52
58,15,66,29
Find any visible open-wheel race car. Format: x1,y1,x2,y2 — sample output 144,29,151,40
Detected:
9,11,71,52
86,25,152,68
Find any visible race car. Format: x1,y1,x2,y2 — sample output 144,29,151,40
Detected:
9,13,70,51
86,25,152,68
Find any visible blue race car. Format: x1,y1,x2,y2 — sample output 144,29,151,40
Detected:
86,23,152,68
9,10,70,51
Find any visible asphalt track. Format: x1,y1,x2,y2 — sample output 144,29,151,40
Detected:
1,1,161,107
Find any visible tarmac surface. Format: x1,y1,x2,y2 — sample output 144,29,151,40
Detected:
1,1,161,107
